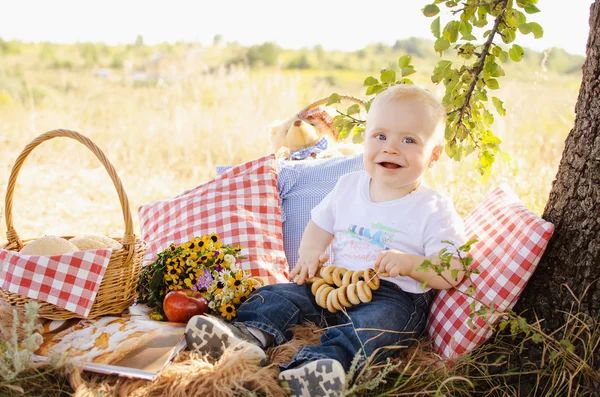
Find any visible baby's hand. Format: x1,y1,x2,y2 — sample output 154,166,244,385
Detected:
374,249,413,278
289,252,329,285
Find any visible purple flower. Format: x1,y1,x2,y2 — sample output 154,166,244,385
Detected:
195,269,213,291
214,250,220,256
214,264,223,272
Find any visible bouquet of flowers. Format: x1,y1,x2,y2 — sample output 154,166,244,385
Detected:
136,233,261,321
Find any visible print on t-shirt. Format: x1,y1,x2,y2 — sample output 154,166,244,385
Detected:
338,222,407,262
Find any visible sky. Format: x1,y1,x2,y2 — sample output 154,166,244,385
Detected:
0,1,594,56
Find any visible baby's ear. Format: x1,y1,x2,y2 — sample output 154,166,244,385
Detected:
429,145,443,167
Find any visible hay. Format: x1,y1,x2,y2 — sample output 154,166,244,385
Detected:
0,300,43,341
68,324,321,397
67,322,442,396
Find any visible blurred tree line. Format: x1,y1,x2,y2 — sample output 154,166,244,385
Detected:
0,35,585,75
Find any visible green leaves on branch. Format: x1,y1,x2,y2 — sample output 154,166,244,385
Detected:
328,56,418,144
329,1,544,177
414,0,544,176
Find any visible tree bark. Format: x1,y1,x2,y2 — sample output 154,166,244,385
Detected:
514,0,600,379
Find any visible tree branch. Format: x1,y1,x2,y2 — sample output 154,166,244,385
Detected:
452,0,502,15
456,0,509,130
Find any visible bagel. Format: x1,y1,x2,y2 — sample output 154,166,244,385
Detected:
311,278,327,295
316,285,334,309
351,270,365,284
337,286,352,307
364,268,380,290
346,283,361,305
342,270,354,286
330,288,343,311
326,289,338,312
332,267,347,287
320,266,335,284
356,280,373,303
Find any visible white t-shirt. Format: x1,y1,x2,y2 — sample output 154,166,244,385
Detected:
311,170,465,293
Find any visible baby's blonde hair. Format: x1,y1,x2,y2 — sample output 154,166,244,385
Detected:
371,85,447,145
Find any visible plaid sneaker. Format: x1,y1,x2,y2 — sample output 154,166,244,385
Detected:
278,359,346,397
185,315,266,362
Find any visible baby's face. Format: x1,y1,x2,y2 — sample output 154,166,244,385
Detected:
363,98,441,199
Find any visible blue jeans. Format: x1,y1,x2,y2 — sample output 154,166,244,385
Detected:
235,280,434,372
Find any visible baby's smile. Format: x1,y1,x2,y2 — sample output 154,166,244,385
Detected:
378,161,403,169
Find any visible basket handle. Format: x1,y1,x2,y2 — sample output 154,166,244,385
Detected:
296,95,367,118
4,129,136,252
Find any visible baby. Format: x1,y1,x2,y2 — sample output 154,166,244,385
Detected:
186,84,466,397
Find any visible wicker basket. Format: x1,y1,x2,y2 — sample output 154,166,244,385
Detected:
0,129,145,320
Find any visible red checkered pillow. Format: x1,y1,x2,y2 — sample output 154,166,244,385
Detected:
427,184,554,359
139,154,288,285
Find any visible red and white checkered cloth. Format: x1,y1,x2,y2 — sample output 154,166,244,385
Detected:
0,248,112,317
427,184,555,359
297,107,338,138
139,154,289,285
297,107,334,128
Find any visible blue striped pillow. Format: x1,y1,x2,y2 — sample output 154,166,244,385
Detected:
218,154,364,270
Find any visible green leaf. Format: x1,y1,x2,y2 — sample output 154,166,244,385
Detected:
422,3,440,17
434,37,450,53
467,318,474,329
523,4,541,14
528,22,544,38
352,130,363,144
331,117,348,131
451,269,459,280
366,84,384,96
500,150,511,164
499,50,509,63
509,44,524,62
380,69,396,83
459,21,473,40
484,109,494,125
363,76,378,86
431,16,441,38
487,79,499,90
518,22,532,35
443,21,460,43
479,151,494,168
401,66,416,77
421,280,429,290
501,28,517,44
347,104,361,116
398,55,412,69
531,333,543,343
326,93,341,106
492,96,506,116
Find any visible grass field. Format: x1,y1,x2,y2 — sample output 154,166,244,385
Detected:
0,65,579,243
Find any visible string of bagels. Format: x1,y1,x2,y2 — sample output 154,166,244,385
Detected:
308,264,390,313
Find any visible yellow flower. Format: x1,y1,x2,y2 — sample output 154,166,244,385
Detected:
219,303,236,321
210,280,225,296
233,290,249,305
223,273,236,288
150,312,164,321
230,270,244,289
184,278,194,288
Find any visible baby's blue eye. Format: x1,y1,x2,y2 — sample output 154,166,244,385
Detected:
403,137,415,144
376,134,386,141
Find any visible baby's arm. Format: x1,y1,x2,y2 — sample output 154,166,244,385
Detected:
374,249,465,290
289,220,334,285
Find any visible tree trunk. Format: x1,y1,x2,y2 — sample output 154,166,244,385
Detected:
514,0,600,380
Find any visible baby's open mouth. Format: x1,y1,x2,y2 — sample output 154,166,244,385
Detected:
378,162,402,169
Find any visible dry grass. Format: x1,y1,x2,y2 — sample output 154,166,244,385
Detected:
0,66,578,243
